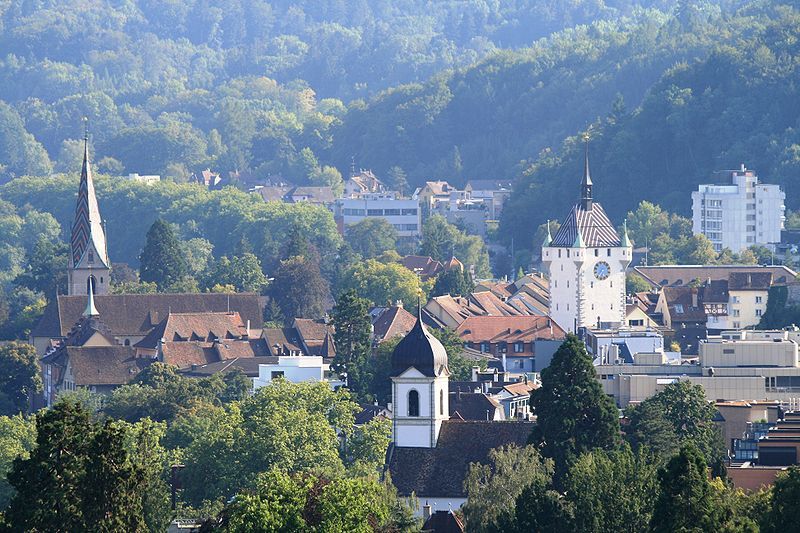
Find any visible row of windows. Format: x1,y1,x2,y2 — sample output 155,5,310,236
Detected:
394,224,419,231
470,341,527,353
343,208,418,216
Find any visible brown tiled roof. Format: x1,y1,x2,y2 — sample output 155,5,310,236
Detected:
135,312,248,349
288,186,335,204
469,291,521,316
215,339,270,359
449,392,502,421
44,346,150,387
256,186,292,202
422,181,452,196
32,293,264,339
179,356,280,377
293,318,329,343
456,316,566,344
160,342,217,369
634,265,795,288
729,272,772,290
400,255,444,280
702,280,729,304
387,420,535,497
373,306,417,343
662,287,706,322
263,328,305,355
502,381,538,396
61,315,117,347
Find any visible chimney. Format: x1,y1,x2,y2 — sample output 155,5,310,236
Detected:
245,319,251,337
747,273,752,286
502,352,507,372
422,503,432,522
691,288,698,308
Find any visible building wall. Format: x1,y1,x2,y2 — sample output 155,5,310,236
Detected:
252,356,327,390
335,195,421,239
701,340,798,368
728,289,768,329
691,169,785,253
392,374,449,448
543,245,630,332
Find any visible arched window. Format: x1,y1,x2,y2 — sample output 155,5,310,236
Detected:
87,276,96,295
124,339,131,346
408,390,419,417
439,389,443,415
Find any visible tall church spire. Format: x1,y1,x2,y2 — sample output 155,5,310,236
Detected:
580,137,593,210
68,118,111,296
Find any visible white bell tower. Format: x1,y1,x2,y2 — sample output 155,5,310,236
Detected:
390,309,450,448
542,141,632,332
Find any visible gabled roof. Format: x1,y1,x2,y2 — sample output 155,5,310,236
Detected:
456,316,566,344
449,392,503,421
160,342,217,369
387,420,534,497
422,510,465,533
179,356,281,378
135,312,248,349
662,287,707,322
43,346,149,387
422,181,452,196
634,265,795,289
70,138,109,268
729,272,772,290
550,202,621,248
372,305,417,343
32,293,264,339
288,186,335,204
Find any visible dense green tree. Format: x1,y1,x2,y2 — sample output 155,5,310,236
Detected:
564,446,658,533
202,253,268,293
0,414,36,509
768,466,800,531
331,289,373,398
511,482,574,533
139,218,189,291
431,268,474,297
530,335,621,479
0,341,43,415
650,445,723,533
386,166,409,196
463,445,553,532
345,218,398,259
16,237,69,297
626,381,725,468
268,254,330,322
339,259,423,307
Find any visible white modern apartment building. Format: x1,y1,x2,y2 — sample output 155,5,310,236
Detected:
334,192,421,244
692,165,785,253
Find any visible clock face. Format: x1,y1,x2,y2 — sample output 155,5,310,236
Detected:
594,261,611,280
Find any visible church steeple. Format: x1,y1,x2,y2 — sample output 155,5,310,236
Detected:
68,118,111,296
580,138,593,210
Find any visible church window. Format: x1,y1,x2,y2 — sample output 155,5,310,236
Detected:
590,281,594,288
591,304,594,310
607,249,611,256
567,281,569,288
556,304,559,311
100,277,104,284
594,249,599,257
560,265,563,271
124,339,130,346
567,304,570,311
558,249,562,258
566,249,570,258
610,281,613,288
88,250,94,263
611,304,614,310
408,390,420,417
439,390,443,415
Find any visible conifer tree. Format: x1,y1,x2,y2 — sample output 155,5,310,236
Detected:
331,289,373,399
530,334,620,479
139,219,188,291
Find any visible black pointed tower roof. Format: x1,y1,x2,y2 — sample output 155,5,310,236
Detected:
70,119,109,268
390,304,449,377
549,139,622,248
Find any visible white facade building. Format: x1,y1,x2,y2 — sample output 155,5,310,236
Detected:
252,356,344,390
692,165,785,253
542,146,632,332
335,193,421,243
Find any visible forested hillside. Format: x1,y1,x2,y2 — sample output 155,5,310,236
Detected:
0,0,744,184
501,3,800,250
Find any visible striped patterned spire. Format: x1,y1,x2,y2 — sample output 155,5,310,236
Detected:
70,122,109,269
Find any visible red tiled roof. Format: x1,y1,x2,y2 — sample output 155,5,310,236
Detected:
456,316,566,344
135,312,248,349
372,306,417,343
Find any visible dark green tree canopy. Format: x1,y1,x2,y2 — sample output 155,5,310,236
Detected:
139,218,188,291
531,334,621,477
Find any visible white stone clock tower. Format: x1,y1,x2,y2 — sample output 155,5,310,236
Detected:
542,143,632,333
